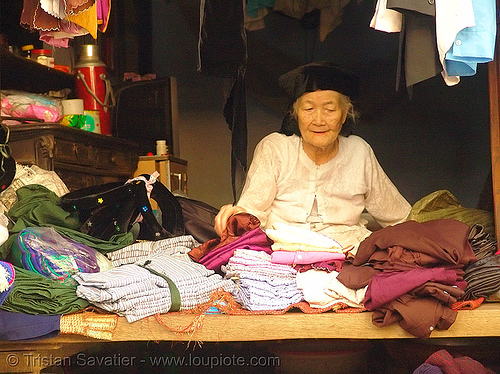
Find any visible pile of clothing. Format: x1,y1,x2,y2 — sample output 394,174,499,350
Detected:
223,249,303,311
0,165,499,342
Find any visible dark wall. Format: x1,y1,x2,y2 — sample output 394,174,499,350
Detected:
150,0,491,208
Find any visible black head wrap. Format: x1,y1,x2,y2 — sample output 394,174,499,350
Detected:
278,61,359,137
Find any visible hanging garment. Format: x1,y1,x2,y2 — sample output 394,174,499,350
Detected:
39,21,89,48
444,0,496,77
66,1,98,39
21,0,60,31
21,0,107,45
96,0,111,32
371,0,492,87
198,0,248,201
386,0,442,90
434,0,475,86
273,0,353,42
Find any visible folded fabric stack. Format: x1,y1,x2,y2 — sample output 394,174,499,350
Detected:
73,252,236,322
266,222,351,271
296,269,366,309
106,235,200,266
1,266,89,315
224,249,303,311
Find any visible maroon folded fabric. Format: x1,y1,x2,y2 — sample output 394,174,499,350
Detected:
188,213,261,261
198,227,273,272
364,267,460,310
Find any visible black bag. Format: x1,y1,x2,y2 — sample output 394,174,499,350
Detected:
176,196,219,243
0,124,16,192
60,176,185,241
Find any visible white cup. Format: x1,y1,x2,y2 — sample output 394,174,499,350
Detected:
61,99,84,115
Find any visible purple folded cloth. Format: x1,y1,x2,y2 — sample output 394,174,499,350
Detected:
0,310,60,341
10,227,100,284
199,228,273,272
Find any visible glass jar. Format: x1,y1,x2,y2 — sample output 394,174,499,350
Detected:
30,49,55,68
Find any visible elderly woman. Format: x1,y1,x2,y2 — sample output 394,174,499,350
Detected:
215,62,411,249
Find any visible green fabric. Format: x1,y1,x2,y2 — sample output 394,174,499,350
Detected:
0,266,89,315
0,184,134,259
410,190,495,237
140,261,181,312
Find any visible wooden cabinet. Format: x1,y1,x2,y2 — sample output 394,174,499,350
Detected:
134,155,188,194
7,123,139,190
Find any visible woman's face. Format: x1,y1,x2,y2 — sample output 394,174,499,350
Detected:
295,90,348,153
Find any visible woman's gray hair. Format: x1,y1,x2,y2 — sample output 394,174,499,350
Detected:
280,92,358,137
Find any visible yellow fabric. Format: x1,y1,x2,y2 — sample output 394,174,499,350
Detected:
66,3,98,39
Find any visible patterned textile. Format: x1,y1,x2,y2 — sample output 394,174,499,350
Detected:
0,164,69,213
10,226,108,285
107,235,199,266
73,252,236,322
225,249,303,310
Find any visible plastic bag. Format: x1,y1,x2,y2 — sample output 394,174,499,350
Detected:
9,226,113,285
1,90,63,123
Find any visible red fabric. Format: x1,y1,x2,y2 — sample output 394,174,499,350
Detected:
425,349,496,374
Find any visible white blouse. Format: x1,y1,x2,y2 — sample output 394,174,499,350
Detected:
237,133,411,236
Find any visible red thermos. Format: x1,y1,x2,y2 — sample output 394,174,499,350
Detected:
74,44,114,135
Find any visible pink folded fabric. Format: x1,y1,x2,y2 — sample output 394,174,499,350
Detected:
271,251,345,265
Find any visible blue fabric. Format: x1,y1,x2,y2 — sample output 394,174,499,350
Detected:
246,0,275,18
0,310,60,341
445,0,496,76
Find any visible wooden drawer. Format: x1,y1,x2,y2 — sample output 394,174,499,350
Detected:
53,138,92,166
93,147,134,173
54,167,95,191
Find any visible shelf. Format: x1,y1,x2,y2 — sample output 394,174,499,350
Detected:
0,48,75,93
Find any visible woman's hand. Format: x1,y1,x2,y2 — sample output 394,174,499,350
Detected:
214,204,247,236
